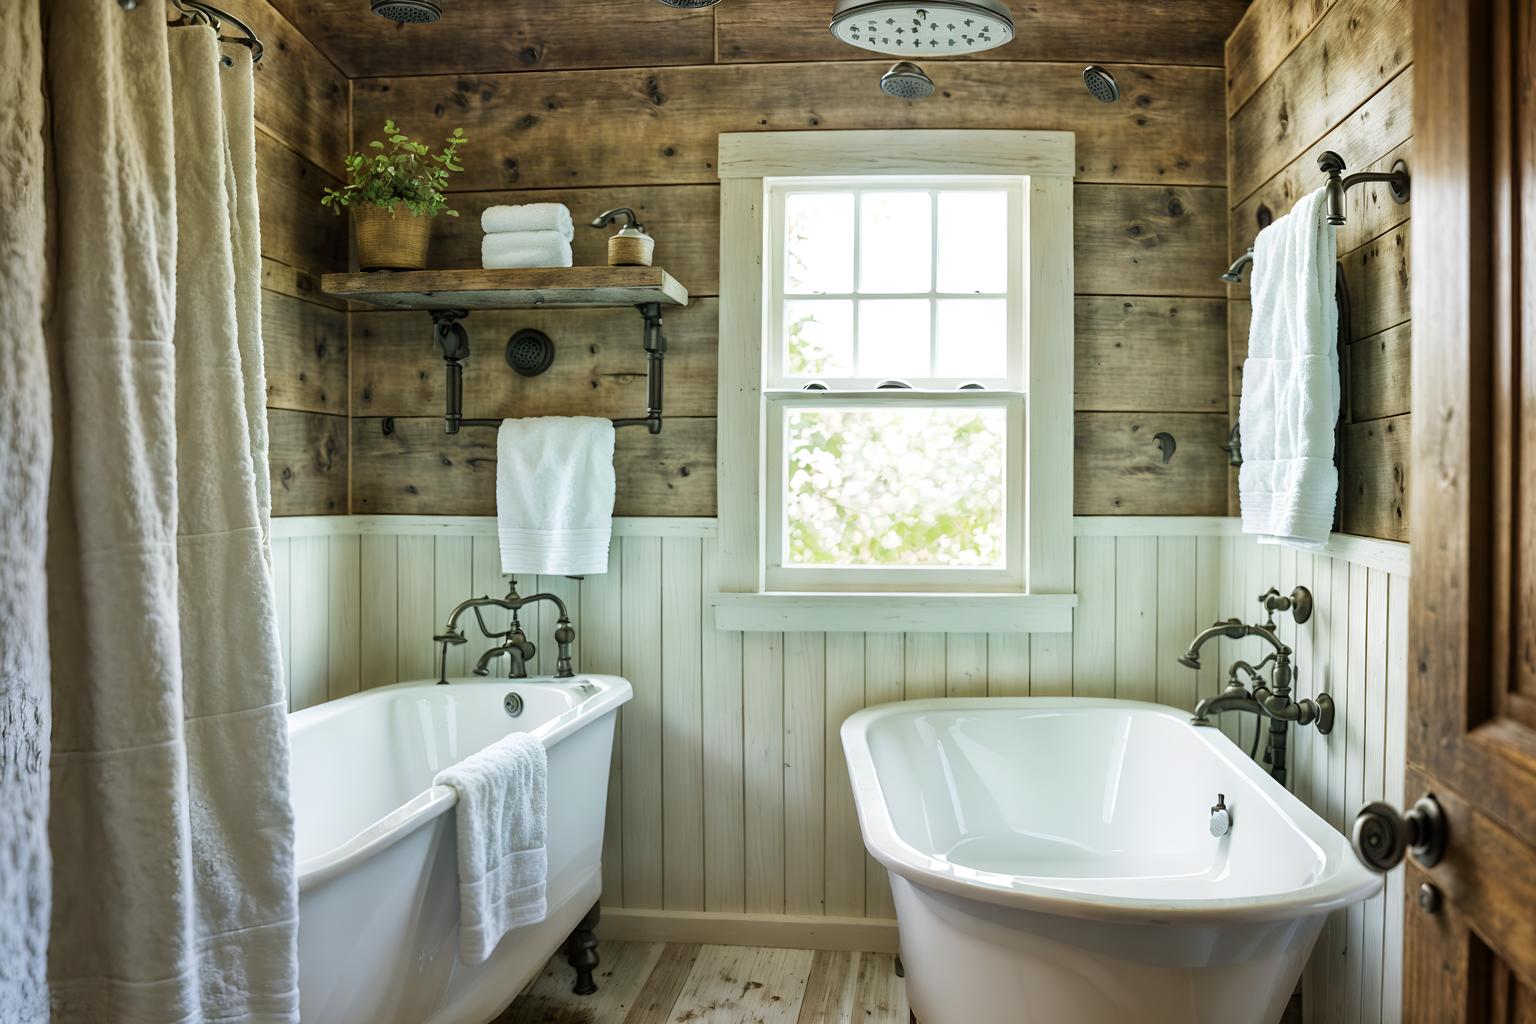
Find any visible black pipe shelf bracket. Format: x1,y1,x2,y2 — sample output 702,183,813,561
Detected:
401,301,669,437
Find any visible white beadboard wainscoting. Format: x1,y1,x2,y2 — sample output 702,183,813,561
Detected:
269,515,1408,1023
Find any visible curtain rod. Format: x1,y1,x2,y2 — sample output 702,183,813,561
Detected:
117,0,264,65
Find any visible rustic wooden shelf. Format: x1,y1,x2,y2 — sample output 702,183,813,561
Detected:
320,266,689,311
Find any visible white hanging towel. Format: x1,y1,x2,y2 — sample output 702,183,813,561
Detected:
433,732,549,966
1238,186,1341,550
497,416,616,575
480,202,574,240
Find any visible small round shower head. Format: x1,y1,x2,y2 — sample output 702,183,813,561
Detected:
652,0,723,6
1083,64,1120,103
880,61,935,100
370,0,440,22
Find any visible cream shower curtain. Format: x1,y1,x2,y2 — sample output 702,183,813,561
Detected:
43,1,299,1020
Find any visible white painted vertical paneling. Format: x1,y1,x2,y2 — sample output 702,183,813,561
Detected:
862,633,903,918
701,542,745,914
1156,536,1197,710
620,537,664,909
1028,633,1071,696
582,541,624,907
743,630,785,914
432,537,472,679
1381,573,1409,1023
359,535,397,688
271,538,292,708
1194,536,1223,706
824,632,866,917
945,633,987,697
783,632,826,915
1073,536,1116,697
327,534,361,699
396,536,437,683
288,536,329,711
903,633,945,700
273,516,1411,1019
1114,537,1158,701
661,537,704,911
1359,569,1389,1024
1342,561,1369,1024
985,633,1030,697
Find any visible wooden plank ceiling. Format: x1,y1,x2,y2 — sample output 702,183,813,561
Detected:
267,0,1250,80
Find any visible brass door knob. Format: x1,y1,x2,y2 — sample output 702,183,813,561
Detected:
1351,795,1446,871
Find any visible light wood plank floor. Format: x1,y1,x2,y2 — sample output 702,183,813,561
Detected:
496,942,910,1024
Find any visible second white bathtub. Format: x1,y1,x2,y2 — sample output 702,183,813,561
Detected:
842,698,1381,1024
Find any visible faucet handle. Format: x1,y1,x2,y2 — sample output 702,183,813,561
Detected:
1259,586,1314,624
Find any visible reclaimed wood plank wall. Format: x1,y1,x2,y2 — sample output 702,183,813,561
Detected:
226,0,351,515
1225,0,1413,540
266,0,1250,517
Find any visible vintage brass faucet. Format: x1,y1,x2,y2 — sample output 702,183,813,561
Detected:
432,577,576,683
1179,587,1334,783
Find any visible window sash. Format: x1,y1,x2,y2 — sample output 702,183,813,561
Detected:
764,390,1026,593
766,178,1025,392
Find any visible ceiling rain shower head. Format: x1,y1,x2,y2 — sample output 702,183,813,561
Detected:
1082,64,1120,102
831,0,1014,56
370,0,440,22
880,61,935,99
652,0,724,6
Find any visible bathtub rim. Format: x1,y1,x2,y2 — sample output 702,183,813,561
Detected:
841,696,1383,925
291,674,631,893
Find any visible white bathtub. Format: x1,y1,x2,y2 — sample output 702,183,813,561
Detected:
289,675,630,1024
841,698,1380,1024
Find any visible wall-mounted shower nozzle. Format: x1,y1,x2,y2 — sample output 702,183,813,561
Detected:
880,62,934,99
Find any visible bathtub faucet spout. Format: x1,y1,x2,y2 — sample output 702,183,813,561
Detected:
439,577,578,681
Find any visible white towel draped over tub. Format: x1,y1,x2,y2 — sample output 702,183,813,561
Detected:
1238,186,1341,550
433,733,549,966
43,7,299,1022
497,417,617,576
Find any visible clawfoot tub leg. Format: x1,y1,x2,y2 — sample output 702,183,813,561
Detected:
565,902,601,995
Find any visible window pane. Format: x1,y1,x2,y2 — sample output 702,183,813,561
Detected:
784,406,1007,567
859,192,932,293
785,193,854,294
937,191,1008,294
783,300,854,377
935,299,1008,379
857,299,930,378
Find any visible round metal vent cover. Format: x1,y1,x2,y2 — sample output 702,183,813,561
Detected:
505,328,555,377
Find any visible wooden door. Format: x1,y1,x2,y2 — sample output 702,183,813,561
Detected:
1404,0,1536,1018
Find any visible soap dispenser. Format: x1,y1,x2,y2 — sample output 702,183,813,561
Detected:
590,207,655,267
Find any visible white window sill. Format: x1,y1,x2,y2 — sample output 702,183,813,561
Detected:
709,592,1076,634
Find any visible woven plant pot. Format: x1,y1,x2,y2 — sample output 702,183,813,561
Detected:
354,204,431,271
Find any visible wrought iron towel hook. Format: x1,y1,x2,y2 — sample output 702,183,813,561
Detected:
1317,150,1410,226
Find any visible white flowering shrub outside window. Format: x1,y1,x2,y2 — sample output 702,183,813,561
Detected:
764,178,1026,592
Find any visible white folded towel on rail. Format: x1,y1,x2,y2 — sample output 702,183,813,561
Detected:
481,230,573,269
434,731,549,966
1238,186,1341,550
480,202,574,239
496,416,616,576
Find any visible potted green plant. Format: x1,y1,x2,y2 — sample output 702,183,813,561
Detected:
321,120,469,271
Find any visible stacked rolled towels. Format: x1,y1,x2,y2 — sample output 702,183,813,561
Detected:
481,203,574,269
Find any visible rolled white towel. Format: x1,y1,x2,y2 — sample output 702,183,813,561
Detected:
481,203,573,240
482,232,573,269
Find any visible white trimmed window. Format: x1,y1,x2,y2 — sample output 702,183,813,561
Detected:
714,131,1077,633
